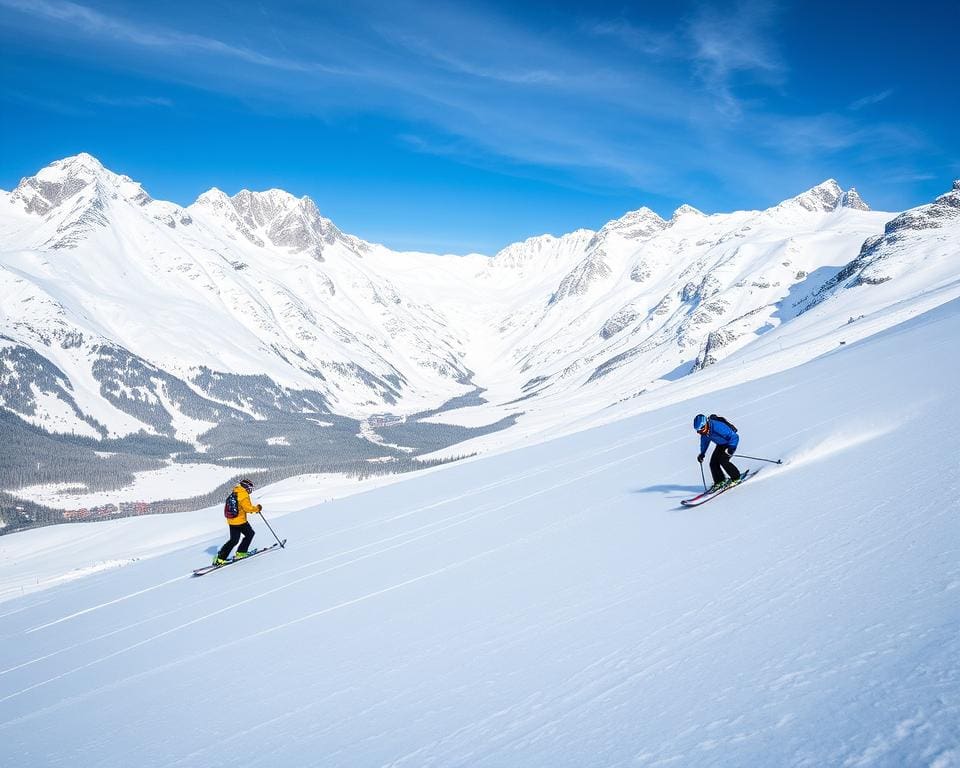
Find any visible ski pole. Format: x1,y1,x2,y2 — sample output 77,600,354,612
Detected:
733,454,783,465
258,510,285,548
700,461,707,492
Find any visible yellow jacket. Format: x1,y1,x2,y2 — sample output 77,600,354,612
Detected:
229,484,261,526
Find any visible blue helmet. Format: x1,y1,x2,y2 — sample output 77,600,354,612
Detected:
693,414,708,432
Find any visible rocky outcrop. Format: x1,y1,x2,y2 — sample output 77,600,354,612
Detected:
837,188,870,211
599,306,640,339
691,329,738,371
549,250,613,305
805,180,960,308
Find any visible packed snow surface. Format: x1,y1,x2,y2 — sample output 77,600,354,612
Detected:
1,296,957,765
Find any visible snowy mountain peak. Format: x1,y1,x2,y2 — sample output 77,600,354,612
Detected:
599,206,667,240
11,153,152,216
48,152,106,174
803,179,958,309
671,204,705,221
490,229,595,272
190,186,367,258
838,188,871,211
493,233,561,262
231,188,304,226
776,179,844,213
194,187,231,207
939,183,960,210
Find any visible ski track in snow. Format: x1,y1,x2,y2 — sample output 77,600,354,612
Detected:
27,479,668,717
0,422,893,709
0,429,670,710
16,413,691,634
24,574,190,634
0,599,52,621
0,488,620,724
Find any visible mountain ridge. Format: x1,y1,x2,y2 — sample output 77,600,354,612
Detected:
2,154,958,525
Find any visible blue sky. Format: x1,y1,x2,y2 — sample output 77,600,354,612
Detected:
1,0,957,254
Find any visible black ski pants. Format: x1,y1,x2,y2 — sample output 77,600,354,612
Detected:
710,445,741,484
218,522,255,560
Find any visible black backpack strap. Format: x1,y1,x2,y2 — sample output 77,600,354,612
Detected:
709,414,737,432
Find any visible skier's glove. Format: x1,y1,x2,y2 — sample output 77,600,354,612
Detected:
257,504,263,512
697,453,705,463
726,446,736,456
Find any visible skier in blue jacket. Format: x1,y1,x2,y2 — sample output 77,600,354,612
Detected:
694,414,741,491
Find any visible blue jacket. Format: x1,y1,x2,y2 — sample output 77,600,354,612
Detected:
700,418,739,454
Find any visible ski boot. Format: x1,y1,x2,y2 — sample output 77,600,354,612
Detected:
235,551,251,559
212,556,228,566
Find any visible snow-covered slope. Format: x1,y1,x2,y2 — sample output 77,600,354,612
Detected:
0,158,891,438
466,181,892,403
0,154,478,441
809,179,960,305
418,179,960,460
1,296,957,767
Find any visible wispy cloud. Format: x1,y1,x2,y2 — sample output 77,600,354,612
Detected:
0,0,350,74
884,170,937,183
760,113,865,154
384,31,566,86
87,95,174,108
1,88,93,116
585,19,680,57
848,89,894,111
687,1,785,117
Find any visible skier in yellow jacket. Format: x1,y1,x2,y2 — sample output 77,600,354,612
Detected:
214,478,262,565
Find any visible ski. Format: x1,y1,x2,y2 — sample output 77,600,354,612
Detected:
192,539,286,577
680,469,754,507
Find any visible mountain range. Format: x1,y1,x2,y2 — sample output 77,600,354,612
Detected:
1,154,958,528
